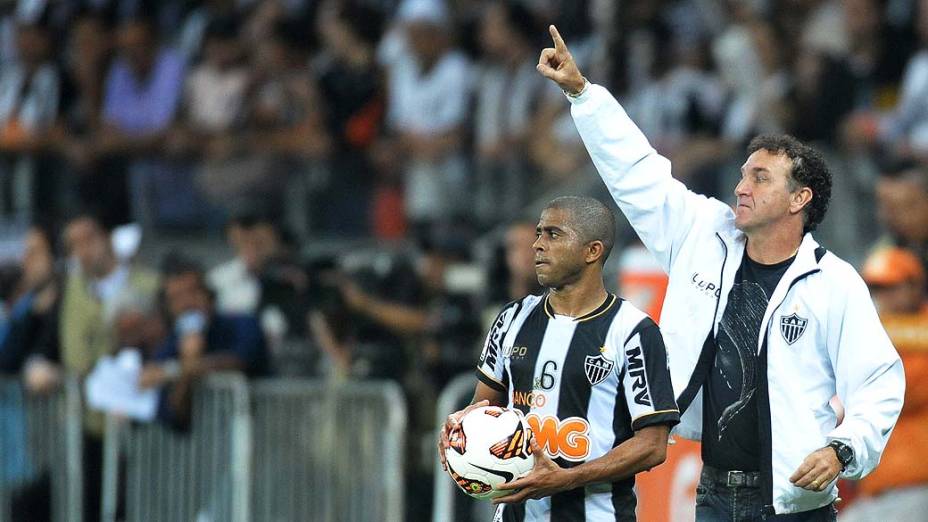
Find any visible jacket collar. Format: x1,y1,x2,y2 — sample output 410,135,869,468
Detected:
755,233,823,353
792,233,824,273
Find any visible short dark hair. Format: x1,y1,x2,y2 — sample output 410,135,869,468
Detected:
204,15,241,42
336,2,385,47
747,134,832,234
543,196,617,264
160,252,205,283
879,159,928,193
64,207,113,233
497,0,540,46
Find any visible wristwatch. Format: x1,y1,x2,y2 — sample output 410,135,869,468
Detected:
827,440,854,471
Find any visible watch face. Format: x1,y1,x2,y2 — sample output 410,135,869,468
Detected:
831,442,853,465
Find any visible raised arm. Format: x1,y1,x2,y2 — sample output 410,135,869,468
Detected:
537,25,729,272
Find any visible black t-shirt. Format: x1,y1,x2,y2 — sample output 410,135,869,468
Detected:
702,253,794,471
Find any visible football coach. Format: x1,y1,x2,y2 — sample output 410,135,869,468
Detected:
537,24,905,521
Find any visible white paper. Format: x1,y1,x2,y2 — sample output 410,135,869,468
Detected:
85,349,159,421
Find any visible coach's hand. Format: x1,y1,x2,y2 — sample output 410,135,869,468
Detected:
493,439,572,504
789,447,842,492
536,25,586,95
438,400,490,472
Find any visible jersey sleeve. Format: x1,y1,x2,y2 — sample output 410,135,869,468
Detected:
618,317,680,431
475,301,520,393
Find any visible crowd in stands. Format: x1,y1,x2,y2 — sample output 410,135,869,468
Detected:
0,0,927,519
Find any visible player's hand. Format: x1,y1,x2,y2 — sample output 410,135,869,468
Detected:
536,25,586,95
493,438,572,504
438,400,490,471
789,447,842,492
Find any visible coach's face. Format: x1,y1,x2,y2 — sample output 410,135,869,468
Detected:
734,149,799,234
533,208,586,289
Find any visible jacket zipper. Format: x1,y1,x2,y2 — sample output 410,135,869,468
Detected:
759,267,821,514
675,233,728,412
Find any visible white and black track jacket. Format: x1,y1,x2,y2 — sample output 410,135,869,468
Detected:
567,83,905,515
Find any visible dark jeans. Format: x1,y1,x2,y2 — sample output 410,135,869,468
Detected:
696,468,837,522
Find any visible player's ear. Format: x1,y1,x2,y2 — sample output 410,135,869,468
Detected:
586,241,605,265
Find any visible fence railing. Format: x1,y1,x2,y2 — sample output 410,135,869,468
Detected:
102,373,251,522
431,372,496,522
0,376,83,522
101,375,406,522
250,379,407,522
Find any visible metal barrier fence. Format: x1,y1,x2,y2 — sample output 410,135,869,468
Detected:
102,374,251,522
432,373,496,522
0,377,83,522
103,376,407,522
250,379,406,522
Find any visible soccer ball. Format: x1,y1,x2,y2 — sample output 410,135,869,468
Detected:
444,406,535,499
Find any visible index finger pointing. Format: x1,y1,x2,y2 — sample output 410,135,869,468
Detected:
549,25,567,52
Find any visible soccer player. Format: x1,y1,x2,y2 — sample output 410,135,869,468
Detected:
438,196,680,521
536,25,905,521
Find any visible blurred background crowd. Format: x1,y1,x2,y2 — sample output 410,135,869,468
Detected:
0,0,927,519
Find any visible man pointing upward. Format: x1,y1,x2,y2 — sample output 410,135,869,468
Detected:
538,24,904,521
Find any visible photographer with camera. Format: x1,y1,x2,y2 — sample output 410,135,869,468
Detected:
208,208,311,373
320,224,482,387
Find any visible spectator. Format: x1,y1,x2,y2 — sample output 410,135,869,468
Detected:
483,220,543,321
309,249,422,381
61,9,113,138
838,0,910,111
93,16,186,226
170,16,249,155
208,209,309,368
207,215,260,315
334,223,480,386
197,16,330,216
58,210,158,380
381,0,472,232
472,0,547,225
840,247,928,521
0,223,60,522
315,0,386,237
112,291,166,361
501,220,543,302
0,223,60,378
789,41,857,144
140,254,269,427
845,0,928,158
874,162,928,279
0,16,66,221
175,0,239,62
160,15,250,227
56,210,157,520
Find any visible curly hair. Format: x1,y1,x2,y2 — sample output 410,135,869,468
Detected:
747,135,832,234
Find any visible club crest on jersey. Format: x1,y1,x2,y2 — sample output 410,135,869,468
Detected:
780,313,808,345
584,353,614,386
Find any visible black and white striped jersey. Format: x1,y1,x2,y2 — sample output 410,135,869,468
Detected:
476,293,680,522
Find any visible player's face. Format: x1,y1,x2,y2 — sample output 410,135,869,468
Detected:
533,209,586,289
733,150,797,234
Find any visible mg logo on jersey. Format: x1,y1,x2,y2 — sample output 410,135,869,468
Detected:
525,414,591,462
780,313,808,345
584,353,614,386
